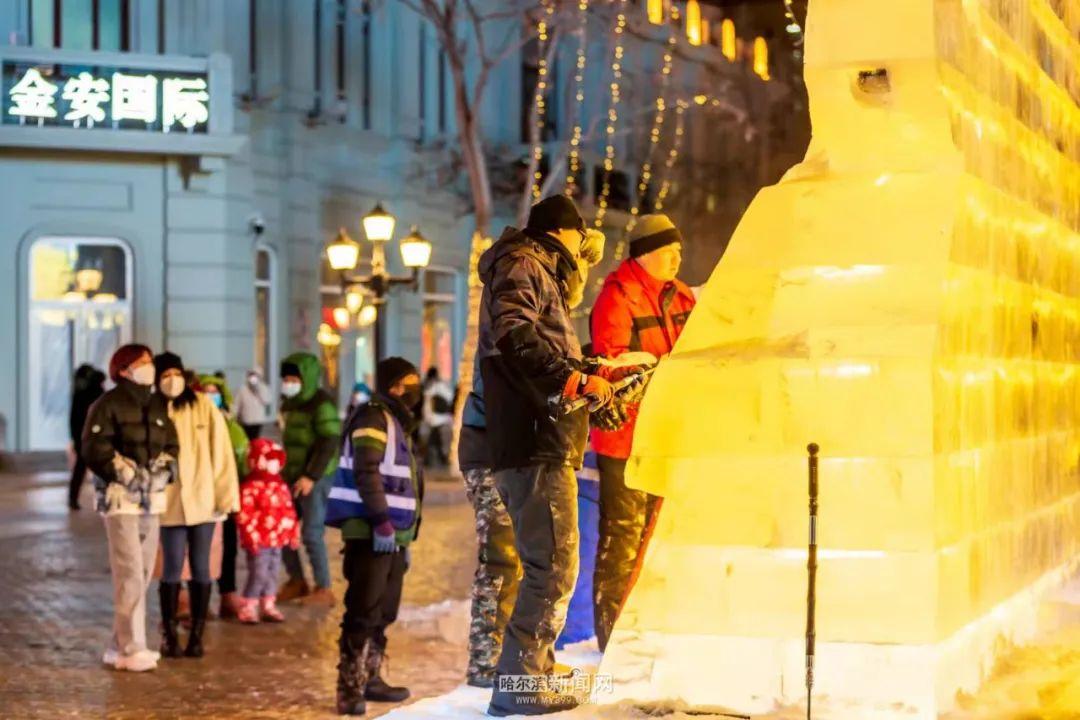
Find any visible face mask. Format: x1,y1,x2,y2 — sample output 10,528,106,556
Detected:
130,364,155,387
565,263,588,309
208,393,223,408
400,384,422,410
160,376,185,399
281,381,302,398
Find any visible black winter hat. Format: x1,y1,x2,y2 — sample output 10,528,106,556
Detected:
376,357,419,395
526,194,585,234
153,351,185,376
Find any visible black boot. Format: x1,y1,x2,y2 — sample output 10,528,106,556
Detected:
336,634,369,716
158,582,183,658
364,644,410,702
184,581,212,658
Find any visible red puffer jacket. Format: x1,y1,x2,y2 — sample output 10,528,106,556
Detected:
589,259,696,459
238,471,301,553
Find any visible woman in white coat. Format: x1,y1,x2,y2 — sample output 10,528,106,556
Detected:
153,352,239,659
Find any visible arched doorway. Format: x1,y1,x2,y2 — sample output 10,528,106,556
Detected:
27,236,133,450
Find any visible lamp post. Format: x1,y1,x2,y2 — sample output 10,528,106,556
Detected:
325,203,432,363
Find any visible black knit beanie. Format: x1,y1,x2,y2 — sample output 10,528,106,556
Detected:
526,194,585,234
376,357,419,395
153,351,185,376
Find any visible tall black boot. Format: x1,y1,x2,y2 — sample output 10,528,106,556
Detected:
184,581,212,658
364,644,410,702
158,582,183,658
336,634,370,716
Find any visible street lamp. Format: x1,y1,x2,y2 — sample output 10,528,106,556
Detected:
362,202,396,243
400,226,433,269
325,202,432,362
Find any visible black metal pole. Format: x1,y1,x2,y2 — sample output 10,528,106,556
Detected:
805,442,819,720
373,300,385,362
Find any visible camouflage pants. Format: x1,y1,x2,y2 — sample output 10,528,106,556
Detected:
463,468,521,684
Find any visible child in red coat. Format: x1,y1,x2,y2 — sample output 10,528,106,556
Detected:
237,439,300,623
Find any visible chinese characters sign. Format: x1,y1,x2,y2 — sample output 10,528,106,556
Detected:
3,62,209,133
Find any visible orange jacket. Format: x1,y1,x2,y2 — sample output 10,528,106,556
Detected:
589,259,696,459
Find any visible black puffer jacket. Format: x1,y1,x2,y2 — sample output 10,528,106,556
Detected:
81,379,180,484
477,226,588,470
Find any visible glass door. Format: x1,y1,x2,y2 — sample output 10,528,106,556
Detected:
28,237,132,450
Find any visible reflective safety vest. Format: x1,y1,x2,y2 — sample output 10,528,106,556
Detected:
325,404,418,530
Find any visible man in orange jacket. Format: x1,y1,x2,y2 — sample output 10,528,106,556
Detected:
589,213,697,651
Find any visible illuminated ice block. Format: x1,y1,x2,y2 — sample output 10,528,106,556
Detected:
600,1,1080,718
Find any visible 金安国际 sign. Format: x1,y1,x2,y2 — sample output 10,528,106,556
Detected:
2,61,209,133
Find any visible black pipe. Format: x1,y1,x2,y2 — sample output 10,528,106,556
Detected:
805,442,819,720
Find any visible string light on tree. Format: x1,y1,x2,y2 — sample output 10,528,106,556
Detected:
531,0,555,200
616,3,678,261
593,0,628,228
564,0,589,199
783,0,805,46
654,99,687,212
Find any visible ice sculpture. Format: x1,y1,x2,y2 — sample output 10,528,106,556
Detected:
599,0,1080,718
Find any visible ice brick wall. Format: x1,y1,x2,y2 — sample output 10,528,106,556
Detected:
601,0,1080,716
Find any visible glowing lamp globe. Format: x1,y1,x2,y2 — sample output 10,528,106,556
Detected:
400,226,433,269
362,203,396,243
327,229,361,271
345,287,364,314
332,306,351,329
357,304,378,328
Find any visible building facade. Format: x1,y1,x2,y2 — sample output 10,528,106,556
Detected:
0,0,794,452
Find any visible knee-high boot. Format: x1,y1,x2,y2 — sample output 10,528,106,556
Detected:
158,582,183,658
184,581,212,658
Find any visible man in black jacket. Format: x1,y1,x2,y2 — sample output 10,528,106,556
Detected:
479,195,623,716
69,363,105,509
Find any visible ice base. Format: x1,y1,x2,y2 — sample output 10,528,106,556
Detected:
601,560,1077,719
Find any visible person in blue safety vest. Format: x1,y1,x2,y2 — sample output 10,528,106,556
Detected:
325,356,424,717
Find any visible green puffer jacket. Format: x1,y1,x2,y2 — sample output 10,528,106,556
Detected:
280,352,341,483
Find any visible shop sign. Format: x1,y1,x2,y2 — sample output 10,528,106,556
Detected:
3,61,209,133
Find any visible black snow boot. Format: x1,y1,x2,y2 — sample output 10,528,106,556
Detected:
364,644,410,702
184,581,212,658
487,672,582,717
336,634,370,716
158,582,183,658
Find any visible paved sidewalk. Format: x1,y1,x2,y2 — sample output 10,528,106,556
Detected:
0,471,475,719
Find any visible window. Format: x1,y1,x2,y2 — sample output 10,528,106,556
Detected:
418,22,426,139
421,267,459,381
437,50,447,133
334,0,347,107
254,245,275,390
29,0,130,51
361,0,372,130
27,237,132,450
312,0,323,115
248,0,258,98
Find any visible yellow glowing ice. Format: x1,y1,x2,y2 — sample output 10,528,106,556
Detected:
601,1,1080,718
